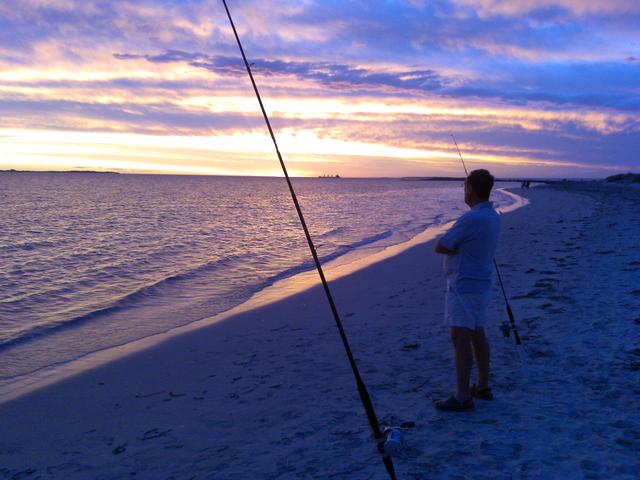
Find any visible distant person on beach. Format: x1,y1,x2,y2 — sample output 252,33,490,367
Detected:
434,169,500,411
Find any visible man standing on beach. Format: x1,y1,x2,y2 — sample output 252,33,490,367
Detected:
434,169,500,411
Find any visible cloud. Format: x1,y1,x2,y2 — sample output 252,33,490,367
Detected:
275,0,640,63
0,0,227,62
444,85,640,112
0,97,266,134
116,50,446,93
450,0,640,18
115,49,640,113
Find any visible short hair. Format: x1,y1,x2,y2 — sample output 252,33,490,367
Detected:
467,169,494,199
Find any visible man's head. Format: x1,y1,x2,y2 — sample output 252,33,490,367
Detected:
464,169,494,206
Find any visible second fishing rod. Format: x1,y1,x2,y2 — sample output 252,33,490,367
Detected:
451,135,530,380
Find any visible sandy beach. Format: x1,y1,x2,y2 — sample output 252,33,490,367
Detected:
1,183,639,479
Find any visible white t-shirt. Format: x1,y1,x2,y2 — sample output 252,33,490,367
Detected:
438,201,500,294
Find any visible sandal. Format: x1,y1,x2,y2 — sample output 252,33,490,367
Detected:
434,395,474,411
470,384,493,400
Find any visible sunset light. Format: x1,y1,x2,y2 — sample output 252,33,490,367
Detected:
0,1,638,177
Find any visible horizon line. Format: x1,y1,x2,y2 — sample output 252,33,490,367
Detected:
1,169,627,181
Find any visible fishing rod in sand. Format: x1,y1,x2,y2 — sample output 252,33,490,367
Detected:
450,134,530,381
221,1,401,478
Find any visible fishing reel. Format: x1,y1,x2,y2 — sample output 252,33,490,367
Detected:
379,427,403,456
377,422,415,457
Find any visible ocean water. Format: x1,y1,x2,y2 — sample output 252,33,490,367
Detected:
0,172,517,381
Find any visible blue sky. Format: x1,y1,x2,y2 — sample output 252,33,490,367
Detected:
0,0,638,177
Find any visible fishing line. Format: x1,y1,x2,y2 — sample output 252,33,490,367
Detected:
221,1,398,478
450,134,530,379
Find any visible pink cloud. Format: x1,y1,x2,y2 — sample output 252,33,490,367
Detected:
452,0,640,17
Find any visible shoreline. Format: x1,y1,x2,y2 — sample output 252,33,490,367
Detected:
0,188,527,404
1,169,599,182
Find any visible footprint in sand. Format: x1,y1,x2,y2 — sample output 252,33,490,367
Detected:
139,428,172,441
7,468,37,478
193,389,207,400
513,289,545,300
112,443,127,455
135,390,165,399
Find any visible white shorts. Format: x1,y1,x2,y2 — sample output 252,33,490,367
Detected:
445,286,491,329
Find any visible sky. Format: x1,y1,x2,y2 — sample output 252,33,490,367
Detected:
0,0,639,178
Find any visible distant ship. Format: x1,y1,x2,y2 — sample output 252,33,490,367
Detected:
318,174,341,178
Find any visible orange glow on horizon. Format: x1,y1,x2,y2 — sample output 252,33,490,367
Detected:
0,127,623,179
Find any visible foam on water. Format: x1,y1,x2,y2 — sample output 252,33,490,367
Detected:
0,173,520,384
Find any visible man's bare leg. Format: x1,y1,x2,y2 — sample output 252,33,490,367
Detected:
451,327,474,401
470,327,490,390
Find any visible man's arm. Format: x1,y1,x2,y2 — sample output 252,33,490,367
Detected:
435,240,456,255
436,213,473,255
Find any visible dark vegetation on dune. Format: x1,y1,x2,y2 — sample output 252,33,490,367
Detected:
605,173,640,183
